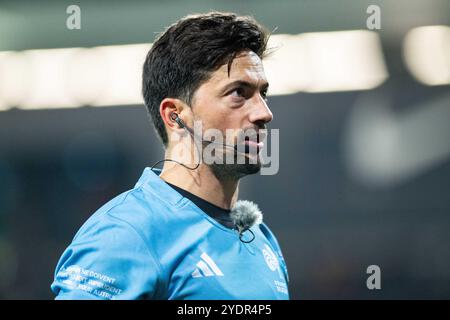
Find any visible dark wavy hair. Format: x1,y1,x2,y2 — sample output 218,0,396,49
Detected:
142,12,270,146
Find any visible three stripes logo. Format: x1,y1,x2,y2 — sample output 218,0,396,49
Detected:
191,252,224,278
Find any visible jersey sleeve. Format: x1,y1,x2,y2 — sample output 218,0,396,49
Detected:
51,213,162,300
259,223,290,284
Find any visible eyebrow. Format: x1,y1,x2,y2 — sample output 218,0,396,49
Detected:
220,80,269,94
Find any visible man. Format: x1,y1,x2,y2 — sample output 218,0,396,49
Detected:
51,12,289,300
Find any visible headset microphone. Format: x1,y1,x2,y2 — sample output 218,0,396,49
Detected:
151,113,253,171
171,113,238,151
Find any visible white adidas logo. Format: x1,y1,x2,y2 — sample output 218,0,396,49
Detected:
191,252,224,278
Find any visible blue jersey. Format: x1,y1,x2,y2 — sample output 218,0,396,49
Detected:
51,168,290,300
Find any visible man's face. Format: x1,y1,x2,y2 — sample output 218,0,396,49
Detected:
190,50,273,179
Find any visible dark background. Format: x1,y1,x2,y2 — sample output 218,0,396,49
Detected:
0,0,449,299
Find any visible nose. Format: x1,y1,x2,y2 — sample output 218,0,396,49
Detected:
248,95,273,126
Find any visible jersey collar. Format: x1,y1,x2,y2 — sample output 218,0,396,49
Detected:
134,167,187,208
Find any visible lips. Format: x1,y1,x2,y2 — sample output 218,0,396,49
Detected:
243,135,264,152
245,139,264,148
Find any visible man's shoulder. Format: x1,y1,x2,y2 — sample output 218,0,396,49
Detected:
258,222,283,252
73,185,172,244
52,185,166,300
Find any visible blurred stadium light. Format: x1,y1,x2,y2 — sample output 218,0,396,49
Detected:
0,31,389,110
265,30,388,94
344,92,450,187
86,44,150,106
0,51,27,110
4,24,448,111
0,44,150,110
403,25,450,86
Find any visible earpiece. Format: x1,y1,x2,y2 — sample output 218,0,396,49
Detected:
170,112,185,129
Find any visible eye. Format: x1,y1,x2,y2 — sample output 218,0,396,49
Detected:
260,88,268,100
230,87,245,98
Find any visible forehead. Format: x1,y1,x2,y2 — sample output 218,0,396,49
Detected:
206,51,267,88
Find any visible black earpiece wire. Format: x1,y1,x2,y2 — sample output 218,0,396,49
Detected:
150,113,202,171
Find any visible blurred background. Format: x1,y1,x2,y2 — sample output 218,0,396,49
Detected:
0,0,449,299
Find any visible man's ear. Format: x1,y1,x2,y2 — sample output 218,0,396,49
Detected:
160,98,186,131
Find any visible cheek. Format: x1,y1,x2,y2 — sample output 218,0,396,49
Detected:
206,112,231,129
194,93,245,130
210,110,246,131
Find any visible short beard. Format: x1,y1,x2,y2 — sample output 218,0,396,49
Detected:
208,156,261,181
199,130,263,181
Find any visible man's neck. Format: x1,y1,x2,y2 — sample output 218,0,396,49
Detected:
159,163,239,210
